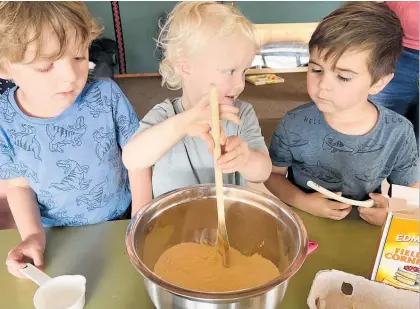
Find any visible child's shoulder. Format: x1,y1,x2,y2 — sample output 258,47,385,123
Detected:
233,99,262,119
279,102,319,125
233,99,253,110
286,102,318,117
0,90,9,110
0,85,16,102
377,103,414,132
141,98,176,125
0,88,16,130
81,78,120,98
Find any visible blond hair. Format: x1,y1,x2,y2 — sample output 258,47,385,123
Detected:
157,1,257,90
0,1,103,69
309,2,403,84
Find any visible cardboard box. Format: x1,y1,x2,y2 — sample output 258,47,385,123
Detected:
371,185,419,292
307,269,419,309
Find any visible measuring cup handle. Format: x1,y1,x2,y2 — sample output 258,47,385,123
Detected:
19,263,51,286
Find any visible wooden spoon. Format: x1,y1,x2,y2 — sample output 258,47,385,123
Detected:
209,84,230,268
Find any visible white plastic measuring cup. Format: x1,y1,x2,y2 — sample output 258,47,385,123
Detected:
19,263,86,309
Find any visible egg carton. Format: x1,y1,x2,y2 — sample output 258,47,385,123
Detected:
307,269,419,309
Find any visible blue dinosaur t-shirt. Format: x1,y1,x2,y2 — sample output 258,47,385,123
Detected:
0,79,139,226
269,102,419,201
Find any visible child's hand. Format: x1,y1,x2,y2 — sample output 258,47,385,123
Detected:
184,96,241,150
6,233,45,279
358,193,388,226
304,191,352,220
216,136,250,173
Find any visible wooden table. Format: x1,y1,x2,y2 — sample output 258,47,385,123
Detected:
0,208,381,309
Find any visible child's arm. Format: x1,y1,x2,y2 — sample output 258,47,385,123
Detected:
359,130,419,226
239,149,271,183
359,182,419,226
265,166,352,220
265,166,307,206
123,96,241,170
123,110,198,170
106,79,154,216
6,177,45,279
266,115,351,219
128,168,152,217
217,136,272,183
217,103,271,183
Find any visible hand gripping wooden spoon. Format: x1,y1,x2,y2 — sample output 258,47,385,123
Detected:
209,84,230,267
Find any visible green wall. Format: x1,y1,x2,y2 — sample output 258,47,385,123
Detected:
85,1,116,42
237,1,344,23
119,2,176,74
86,1,344,74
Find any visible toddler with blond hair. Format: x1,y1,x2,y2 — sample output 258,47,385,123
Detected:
123,1,271,211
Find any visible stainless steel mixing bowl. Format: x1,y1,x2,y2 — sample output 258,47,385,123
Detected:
126,184,308,309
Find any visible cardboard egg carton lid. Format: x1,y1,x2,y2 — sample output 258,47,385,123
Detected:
307,270,419,309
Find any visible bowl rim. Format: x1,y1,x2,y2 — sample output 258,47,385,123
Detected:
125,184,308,300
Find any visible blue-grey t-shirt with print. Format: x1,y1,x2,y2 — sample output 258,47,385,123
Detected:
0,78,139,227
269,102,419,201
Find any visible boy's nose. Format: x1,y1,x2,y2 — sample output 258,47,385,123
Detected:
234,76,245,92
318,75,332,91
59,60,77,83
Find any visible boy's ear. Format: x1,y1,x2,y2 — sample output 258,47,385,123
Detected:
174,58,192,79
368,73,394,96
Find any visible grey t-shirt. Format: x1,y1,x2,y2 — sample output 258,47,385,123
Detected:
269,102,419,201
138,98,268,198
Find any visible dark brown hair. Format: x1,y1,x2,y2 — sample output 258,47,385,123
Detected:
309,2,403,83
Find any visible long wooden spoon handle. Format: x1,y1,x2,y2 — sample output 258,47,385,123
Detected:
209,84,229,267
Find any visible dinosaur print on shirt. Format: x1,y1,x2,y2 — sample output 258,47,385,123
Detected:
49,159,91,191
46,116,87,153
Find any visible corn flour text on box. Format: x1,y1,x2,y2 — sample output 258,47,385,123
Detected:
371,185,419,293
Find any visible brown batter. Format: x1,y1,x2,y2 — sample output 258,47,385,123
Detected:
154,242,280,292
